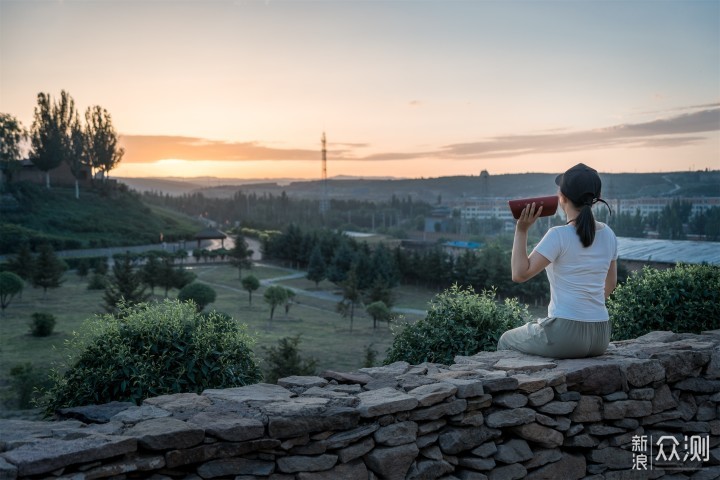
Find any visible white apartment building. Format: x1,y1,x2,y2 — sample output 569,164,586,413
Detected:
612,197,720,217
459,198,516,222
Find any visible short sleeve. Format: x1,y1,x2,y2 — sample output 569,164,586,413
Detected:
533,227,562,263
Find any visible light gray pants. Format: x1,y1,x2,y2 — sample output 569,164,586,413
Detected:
497,317,610,359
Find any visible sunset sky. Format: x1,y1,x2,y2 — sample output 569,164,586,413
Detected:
1,0,718,180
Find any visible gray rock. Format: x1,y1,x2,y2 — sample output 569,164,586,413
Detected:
410,399,467,421
364,443,419,480
487,463,526,480
569,395,603,422
587,424,626,436
493,358,557,373
164,438,281,468
534,413,557,427
187,413,264,442
109,405,171,424
125,417,204,450
66,452,165,478
706,347,720,379
420,445,443,460
143,392,213,418
674,377,720,393
197,458,275,478
696,400,717,421
268,406,359,439
471,441,497,457
57,401,135,424
374,421,418,446
277,454,338,473
628,388,655,400
337,436,375,463
359,361,411,377
492,393,528,408
512,373,548,393
614,418,640,429
325,383,363,394
650,350,710,383
0,457,18,479
460,411,484,427
324,423,378,449
563,433,599,447
528,387,555,407
438,426,501,454
320,370,373,385
466,394,493,410
458,456,495,470
485,407,535,428
407,459,454,480
603,400,653,419
523,448,562,469
652,384,678,413
555,358,624,395
537,400,577,415
0,435,136,477
621,359,666,387
456,469,489,480
556,391,581,401
203,383,294,404
408,382,457,406
481,376,519,392
511,422,564,448
356,387,419,418
587,446,633,469
525,452,586,480
278,376,329,390
296,459,368,480
603,391,628,401
494,438,533,463
442,378,485,398
418,419,447,435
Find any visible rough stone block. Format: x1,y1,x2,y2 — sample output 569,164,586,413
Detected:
363,443,419,480
438,426,501,454
323,424,378,449
494,438,533,463
651,384,678,413
481,376,518,392
125,417,204,450
165,438,280,468
621,359,665,387
407,459,454,480
337,437,374,463
603,400,652,419
197,458,275,478
373,421,417,446
356,387,419,418
511,422,563,448
409,399,466,421
487,463,526,480
528,387,555,407
587,446,633,469
628,388,655,400
537,400,577,415
268,407,359,438
0,435,136,477
278,376,329,390
492,393,528,408
512,373,549,393
471,441,497,458
359,361,411,377
525,452,586,480
650,350,711,383
57,401,135,424
203,383,294,404
442,378,484,398
277,454,338,473
523,448,562,469
485,407,535,428
296,459,368,480
673,377,720,393
407,382,457,406
556,359,624,395
458,456,495,471
187,413,264,442
493,358,557,373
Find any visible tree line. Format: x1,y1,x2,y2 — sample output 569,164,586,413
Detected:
0,91,124,198
142,190,434,235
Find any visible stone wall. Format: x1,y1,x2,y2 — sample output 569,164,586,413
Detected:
1,330,719,480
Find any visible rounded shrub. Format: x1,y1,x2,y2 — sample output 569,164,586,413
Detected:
384,284,528,365
40,300,262,413
30,312,56,337
609,264,720,340
178,282,217,312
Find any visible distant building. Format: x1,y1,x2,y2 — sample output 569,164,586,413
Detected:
611,197,720,217
424,206,453,233
617,237,720,271
9,158,93,187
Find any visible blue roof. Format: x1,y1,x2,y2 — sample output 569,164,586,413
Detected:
444,241,482,249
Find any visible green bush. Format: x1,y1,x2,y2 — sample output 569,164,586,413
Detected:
87,273,108,290
262,335,317,384
40,300,262,413
609,264,720,340
30,312,56,337
178,282,217,312
384,284,528,365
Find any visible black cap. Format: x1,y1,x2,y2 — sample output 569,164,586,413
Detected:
555,163,602,206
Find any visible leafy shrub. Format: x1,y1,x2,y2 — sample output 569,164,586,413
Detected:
178,282,217,312
40,300,261,412
384,284,528,365
30,313,56,337
8,363,50,409
262,335,317,384
87,273,108,290
609,264,720,340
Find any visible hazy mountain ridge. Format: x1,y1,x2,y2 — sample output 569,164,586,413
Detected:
119,170,720,202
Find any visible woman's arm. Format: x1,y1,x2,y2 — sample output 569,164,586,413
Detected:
511,203,550,283
604,259,618,299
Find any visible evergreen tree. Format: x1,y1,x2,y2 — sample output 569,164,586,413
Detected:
327,241,356,284
261,335,317,383
141,254,162,294
6,243,35,281
306,245,326,287
32,244,66,296
229,234,253,279
336,267,362,332
104,254,149,312
241,274,260,305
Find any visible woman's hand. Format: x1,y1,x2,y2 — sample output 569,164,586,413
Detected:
516,202,543,233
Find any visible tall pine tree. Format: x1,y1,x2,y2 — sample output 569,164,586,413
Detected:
32,244,66,296
104,254,149,312
306,245,326,288
229,234,253,280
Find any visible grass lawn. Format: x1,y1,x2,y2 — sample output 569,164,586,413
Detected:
0,262,545,413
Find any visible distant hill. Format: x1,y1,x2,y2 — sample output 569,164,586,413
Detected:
124,170,720,202
0,182,203,254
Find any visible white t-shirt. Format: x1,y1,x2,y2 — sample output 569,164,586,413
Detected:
533,223,618,322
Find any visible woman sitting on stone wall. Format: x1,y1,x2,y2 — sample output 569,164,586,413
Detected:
497,163,617,358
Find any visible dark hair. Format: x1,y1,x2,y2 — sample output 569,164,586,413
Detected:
572,196,596,248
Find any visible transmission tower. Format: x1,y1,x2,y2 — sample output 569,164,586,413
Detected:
319,132,330,214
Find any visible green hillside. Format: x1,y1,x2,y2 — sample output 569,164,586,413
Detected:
0,182,202,254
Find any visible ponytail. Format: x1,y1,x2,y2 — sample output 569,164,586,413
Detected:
575,203,596,247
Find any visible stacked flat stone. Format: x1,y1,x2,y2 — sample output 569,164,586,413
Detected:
1,330,719,480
